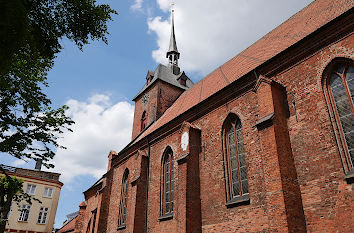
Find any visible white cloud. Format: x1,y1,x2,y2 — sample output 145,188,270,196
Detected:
131,0,144,12
156,0,170,12
12,158,30,167
50,94,134,183
148,0,314,76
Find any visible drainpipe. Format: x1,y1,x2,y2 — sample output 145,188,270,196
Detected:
145,136,151,233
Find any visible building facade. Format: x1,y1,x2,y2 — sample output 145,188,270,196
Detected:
1,164,63,233
67,0,354,232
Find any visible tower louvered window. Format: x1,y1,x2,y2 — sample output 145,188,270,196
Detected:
118,169,129,228
325,61,354,172
223,114,249,202
160,147,174,217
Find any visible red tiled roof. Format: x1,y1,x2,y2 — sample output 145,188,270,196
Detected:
79,201,87,207
132,0,353,145
56,216,77,233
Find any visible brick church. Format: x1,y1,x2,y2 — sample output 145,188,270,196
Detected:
58,0,354,232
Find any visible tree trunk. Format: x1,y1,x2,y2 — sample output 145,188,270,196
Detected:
0,221,6,233
0,185,14,233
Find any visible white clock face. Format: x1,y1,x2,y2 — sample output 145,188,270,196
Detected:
181,132,189,151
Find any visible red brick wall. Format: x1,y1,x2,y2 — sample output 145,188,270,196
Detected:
132,84,158,140
131,81,183,139
101,15,354,233
156,81,183,119
80,191,99,233
271,33,354,233
146,136,179,232
105,152,148,233
195,92,274,232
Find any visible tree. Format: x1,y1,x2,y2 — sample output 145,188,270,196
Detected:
0,0,117,166
0,173,40,233
0,1,117,231
0,0,117,74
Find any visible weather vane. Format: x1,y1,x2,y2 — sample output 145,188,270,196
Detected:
171,2,175,13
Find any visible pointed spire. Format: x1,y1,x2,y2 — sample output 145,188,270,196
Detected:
167,8,179,56
167,3,180,75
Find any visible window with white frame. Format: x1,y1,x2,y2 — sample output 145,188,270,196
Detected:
37,207,49,224
43,187,53,198
26,184,36,195
18,204,31,222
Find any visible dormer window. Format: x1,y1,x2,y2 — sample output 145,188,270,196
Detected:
180,79,186,86
146,76,153,85
141,111,147,131
146,72,154,85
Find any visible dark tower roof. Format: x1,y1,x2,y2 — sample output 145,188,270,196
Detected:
132,64,193,101
166,10,179,58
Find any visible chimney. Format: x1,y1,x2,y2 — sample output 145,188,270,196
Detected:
35,159,42,171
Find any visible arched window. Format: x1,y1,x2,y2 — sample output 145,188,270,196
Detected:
141,111,147,131
91,209,97,233
160,147,174,216
223,114,249,202
324,60,354,172
118,169,129,227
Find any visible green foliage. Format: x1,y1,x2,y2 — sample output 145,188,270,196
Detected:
0,1,116,232
0,45,75,168
0,1,117,232
0,173,40,231
0,0,118,73
0,0,117,167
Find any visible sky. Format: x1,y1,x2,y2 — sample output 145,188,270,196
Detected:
1,0,314,229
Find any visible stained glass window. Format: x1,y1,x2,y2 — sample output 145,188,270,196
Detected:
161,148,174,216
328,64,354,170
224,115,248,200
118,169,129,227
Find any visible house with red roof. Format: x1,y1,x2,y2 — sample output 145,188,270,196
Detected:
72,0,354,232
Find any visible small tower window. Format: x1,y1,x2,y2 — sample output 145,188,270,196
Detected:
180,79,186,86
141,111,147,131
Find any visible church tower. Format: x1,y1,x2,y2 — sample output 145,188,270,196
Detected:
131,8,193,139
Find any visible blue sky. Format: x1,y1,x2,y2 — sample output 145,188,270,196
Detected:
1,0,314,228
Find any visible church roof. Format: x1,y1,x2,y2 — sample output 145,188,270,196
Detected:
132,64,193,101
125,0,353,152
56,215,77,233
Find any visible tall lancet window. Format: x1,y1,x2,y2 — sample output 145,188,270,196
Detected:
160,147,174,217
141,111,147,131
223,114,249,202
324,60,354,173
118,169,129,228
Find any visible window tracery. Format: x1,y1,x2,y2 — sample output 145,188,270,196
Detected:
324,60,354,173
160,147,174,217
223,114,249,202
118,169,129,227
